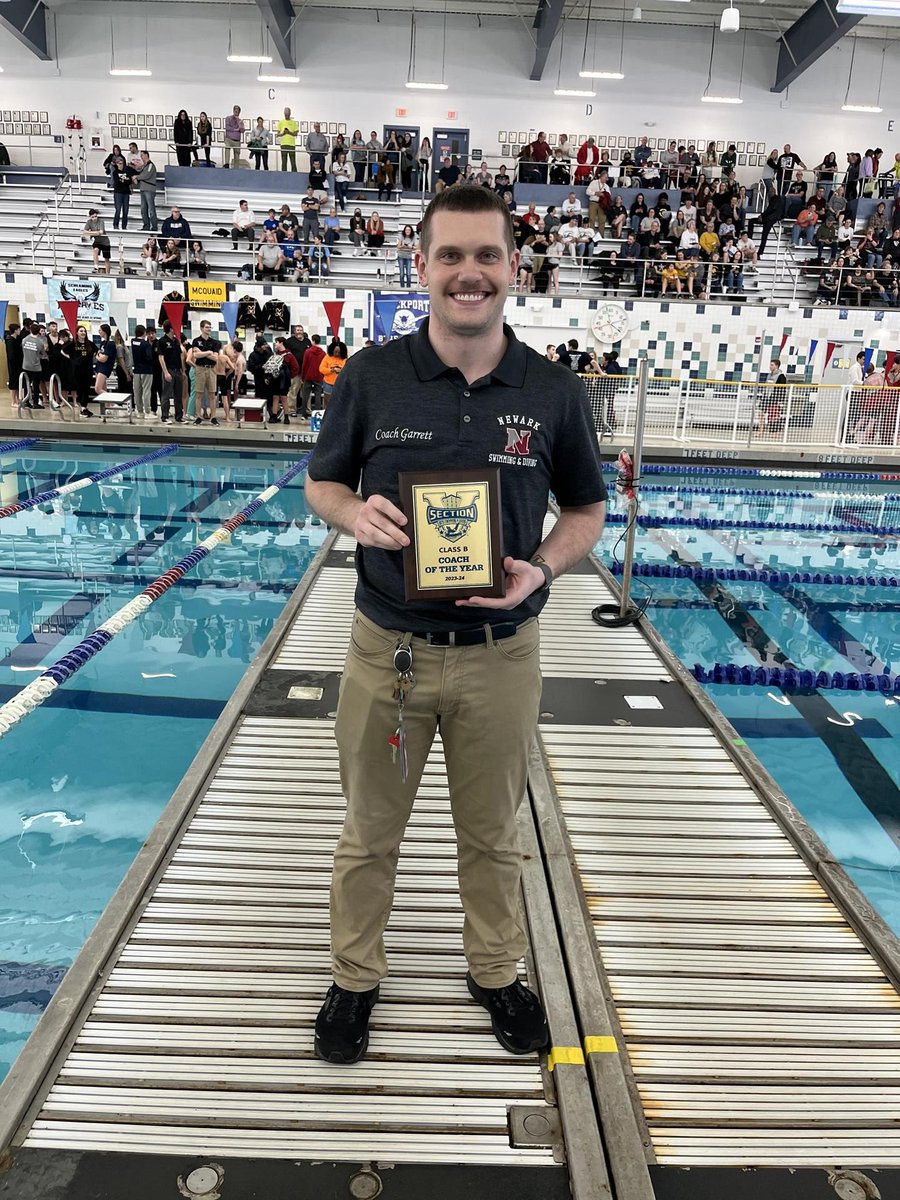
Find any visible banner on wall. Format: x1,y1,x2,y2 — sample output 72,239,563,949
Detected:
46,278,111,322
187,279,227,310
368,291,429,344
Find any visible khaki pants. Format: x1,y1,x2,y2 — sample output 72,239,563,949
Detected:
286,374,302,412
193,365,216,410
589,200,607,232
331,610,542,992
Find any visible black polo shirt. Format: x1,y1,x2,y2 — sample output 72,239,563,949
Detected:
158,334,182,372
308,319,606,632
191,335,220,368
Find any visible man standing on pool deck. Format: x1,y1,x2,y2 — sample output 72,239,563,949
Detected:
305,185,607,1065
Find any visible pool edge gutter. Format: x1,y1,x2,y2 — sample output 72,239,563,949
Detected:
0,523,340,1159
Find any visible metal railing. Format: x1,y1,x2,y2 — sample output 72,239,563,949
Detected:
578,375,899,449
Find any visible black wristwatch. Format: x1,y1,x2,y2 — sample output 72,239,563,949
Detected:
531,555,553,591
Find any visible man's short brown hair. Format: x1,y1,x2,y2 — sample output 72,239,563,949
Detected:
419,187,516,258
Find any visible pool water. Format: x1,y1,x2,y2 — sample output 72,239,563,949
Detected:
596,466,900,936
0,440,318,1082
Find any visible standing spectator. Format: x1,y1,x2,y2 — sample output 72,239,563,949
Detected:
307,121,329,175
417,136,432,191
110,155,135,230
135,150,159,231
4,322,23,409
301,186,321,246
285,325,310,414
82,208,111,273
365,130,383,177
223,105,244,168
399,135,415,191
331,133,348,164
273,336,300,417
173,110,195,167
575,136,599,184
299,334,325,416
231,199,256,250
189,239,208,279
71,326,97,416
586,172,610,233
157,320,184,425
127,142,143,171
278,107,299,171
93,322,116,405
19,322,44,409
319,339,347,403
332,152,352,211
188,319,221,426
395,224,416,287
103,144,123,187
141,235,159,277
350,128,367,184
519,131,551,183
248,116,272,170
777,143,805,193
130,325,154,419
196,111,213,164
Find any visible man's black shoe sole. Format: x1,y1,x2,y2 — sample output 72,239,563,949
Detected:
466,973,550,1056
313,1032,369,1065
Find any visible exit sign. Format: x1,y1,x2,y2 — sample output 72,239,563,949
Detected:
447,111,458,120
395,108,408,118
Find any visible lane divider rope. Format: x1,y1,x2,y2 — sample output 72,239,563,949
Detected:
693,662,900,694
607,562,900,589
0,444,178,520
0,453,311,741
604,513,897,536
0,437,40,455
604,464,900,483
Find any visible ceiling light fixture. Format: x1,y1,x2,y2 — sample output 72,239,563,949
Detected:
702,22,745,103
257,72,300,83
702,94,743,103
837,0,900,14
579,0,626,80
225,9,272,64
720,3,740,31
841,36,885,113
109,18,151,77
406,5,449,91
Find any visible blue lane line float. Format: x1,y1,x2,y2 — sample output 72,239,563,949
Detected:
604,514,898,536
0,437,40,455
0,452,313,739
601,463,900,483
692,662,900,694
0,444,178,520
606,562,900,588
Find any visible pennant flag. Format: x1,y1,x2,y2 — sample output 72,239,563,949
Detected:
57,299,79,335
221,300,239,342
885,350,896,377
373,296,400,343
108,301,131,336
779,332,789,355
823,341,838,370
807,338,818,363
0,300,8,336
162,301,186,338
323,299,345,340
863,346,875,372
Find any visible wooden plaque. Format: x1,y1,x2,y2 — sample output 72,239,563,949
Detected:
398,468,505,602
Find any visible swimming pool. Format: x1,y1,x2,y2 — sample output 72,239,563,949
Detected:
596,464,900,936
0,439,317,1083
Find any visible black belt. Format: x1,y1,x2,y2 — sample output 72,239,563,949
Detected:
411,622,520,647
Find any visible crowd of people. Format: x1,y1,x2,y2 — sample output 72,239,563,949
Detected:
4,318,351,426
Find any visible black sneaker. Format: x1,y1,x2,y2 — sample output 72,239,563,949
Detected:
193,417,203,425
466,972,550,1055
210,417,220,426
315,984,379,1064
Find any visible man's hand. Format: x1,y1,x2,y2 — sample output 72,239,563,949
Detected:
354,494,409,550
456,556,544,610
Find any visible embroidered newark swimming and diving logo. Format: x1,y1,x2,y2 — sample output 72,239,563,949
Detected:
423,490,481,542
489,414,541,467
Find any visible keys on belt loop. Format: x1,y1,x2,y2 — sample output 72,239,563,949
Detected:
389,638,416,783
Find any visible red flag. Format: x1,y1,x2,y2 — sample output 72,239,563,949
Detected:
824,341,838,370
322,300,345,341
58,299,80,335
779,332,789,355
885,350,897,377
162,301,186,339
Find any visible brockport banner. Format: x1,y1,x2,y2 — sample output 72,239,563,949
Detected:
46,278,111,322
368,291,430,343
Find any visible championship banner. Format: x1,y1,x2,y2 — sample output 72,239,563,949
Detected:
47,278,111,322
187,279,227,311
368,291,429,344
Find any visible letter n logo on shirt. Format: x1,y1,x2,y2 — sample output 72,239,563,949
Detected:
504,427,532,455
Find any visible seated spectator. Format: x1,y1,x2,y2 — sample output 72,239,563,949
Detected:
679,220,700,258
558,216,591,258
435,155,460,192
279,204,299,240
786,170,808,202
629,192,647,233
609,196,628,239
860,226,884,268
593,250,623,293
323,207,342,251
521,202,541,229
620,231,641,272
736,231,758,266
791,204,818,246
188,239,208,279
814,266,838,305
842,265,869,306
494,164,512,194
808,185,828,220
366,211,385,254
561,191,582,222
874,263,899,306
349,207,366,255
309,235,331,278
375,157,395,201
549,151,570,186
161,206,191,251
882,229,900,264
263,208,280,238
231,199,256,251
699,222,720,260
158,238,182,277
543,206,561,236
501,189,516,211
813,214,837,264
641,258,662,297
725,249,745,294
309,159,329,193
140,234,159,277
257,232,285,280
835,215,855,257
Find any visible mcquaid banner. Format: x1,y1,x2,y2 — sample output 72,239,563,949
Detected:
368,291,430,344
47,277,111,322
